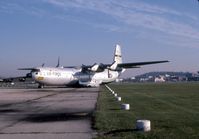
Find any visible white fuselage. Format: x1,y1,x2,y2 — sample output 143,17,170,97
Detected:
32,67,121,87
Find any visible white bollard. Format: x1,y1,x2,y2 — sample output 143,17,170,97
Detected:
136,120,151,132
121,104,130,110
116,97,121,101
114,93,117,97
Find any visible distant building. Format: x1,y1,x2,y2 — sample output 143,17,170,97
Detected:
127,71,199,83
154,76,165,82
140,78,149,82
116,78,123,83
131,77,136,80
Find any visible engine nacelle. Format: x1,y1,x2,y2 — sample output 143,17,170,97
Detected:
109,61,117,70
91,64,99,72
90,63,105,72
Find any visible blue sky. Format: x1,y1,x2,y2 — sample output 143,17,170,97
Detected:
0,0,199,78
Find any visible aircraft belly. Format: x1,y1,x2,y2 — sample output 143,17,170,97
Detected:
36,76,72,86
92,70,119,84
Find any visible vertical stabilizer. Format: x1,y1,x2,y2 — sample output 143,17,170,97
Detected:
114,44,122,64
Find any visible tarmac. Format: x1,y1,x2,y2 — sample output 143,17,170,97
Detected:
0,87,99,139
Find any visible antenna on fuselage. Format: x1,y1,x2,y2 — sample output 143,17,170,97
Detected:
56,57,60,67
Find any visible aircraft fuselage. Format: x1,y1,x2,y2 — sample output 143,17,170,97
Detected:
32,67,120,87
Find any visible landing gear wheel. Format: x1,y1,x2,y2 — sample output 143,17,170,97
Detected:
38,84,44,88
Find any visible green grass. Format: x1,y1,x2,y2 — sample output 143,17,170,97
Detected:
93,83,199,139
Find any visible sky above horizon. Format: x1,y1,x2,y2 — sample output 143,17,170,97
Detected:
0,0,199,78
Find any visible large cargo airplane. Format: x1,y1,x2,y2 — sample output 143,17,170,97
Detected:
19,44,168,88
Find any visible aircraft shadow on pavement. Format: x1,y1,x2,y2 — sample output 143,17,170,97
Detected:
0,108,22,113
22,112,92,123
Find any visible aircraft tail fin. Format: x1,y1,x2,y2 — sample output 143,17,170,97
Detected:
113,44,122,64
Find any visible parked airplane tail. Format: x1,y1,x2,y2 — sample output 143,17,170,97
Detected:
114,44,122,64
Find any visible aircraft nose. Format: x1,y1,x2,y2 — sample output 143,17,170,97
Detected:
32,72,44,81
31,72,37,80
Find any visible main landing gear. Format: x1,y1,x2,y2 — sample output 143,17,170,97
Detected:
38,84,44,88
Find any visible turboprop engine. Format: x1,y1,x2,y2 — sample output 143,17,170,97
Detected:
90,63,105,72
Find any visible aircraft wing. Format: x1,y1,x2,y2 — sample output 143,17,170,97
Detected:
1,75,31,82
64,60,168,71
18,68,36,70
64,66,82,69
65,64,107,72
117,60,169,69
